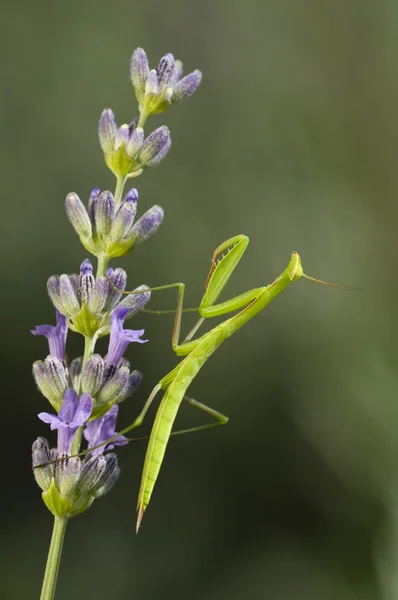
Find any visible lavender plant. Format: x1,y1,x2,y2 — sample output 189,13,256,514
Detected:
32,48,201,600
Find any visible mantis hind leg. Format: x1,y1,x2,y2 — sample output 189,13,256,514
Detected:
124,395,229,443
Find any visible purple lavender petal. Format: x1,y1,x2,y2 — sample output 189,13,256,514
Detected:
84,405,128,456
73,392,93,426
38,412,64,430
106,306,147,366
58,388,80,423
31,310,68,360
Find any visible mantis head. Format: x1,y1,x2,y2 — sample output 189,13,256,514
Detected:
288,251,304,282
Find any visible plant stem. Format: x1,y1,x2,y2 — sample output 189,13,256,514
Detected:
40,517,68,600
82,334,97,371
96,255,109,279
114,174,126,208
138,112,148,128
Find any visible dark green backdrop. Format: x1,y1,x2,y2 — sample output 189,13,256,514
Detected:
2,1,398,598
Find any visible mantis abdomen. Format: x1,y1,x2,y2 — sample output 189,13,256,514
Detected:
137,332,222,528
137,387,181,512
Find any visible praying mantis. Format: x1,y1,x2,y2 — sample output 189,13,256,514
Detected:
106,234,347,531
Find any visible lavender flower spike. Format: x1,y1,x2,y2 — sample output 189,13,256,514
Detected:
84,405,128,456
31,310,68,360
106,305,147,367
38,388,92,454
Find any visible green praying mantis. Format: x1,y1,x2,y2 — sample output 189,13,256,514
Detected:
101,234,350,532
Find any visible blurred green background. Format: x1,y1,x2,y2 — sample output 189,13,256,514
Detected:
2,0,398,598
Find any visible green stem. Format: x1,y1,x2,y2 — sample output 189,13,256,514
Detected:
138,111,148,128
40,517,68,600
96,255,109,279
82,334,97,372
114,174,126,208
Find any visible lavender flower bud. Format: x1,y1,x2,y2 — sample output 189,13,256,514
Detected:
59,274,80,316
47,276,66,315
76,455,107,496
136,126,171,167
172,70,202,103
172,59,183,83
110,198,138,243
59,457,81,498
33,361,61,409
145,69,159,96
117,357,131,370
92,453,120,498
118,285,151,318
81,354,104,396
44,355,69,400
125,188,139,204
53,452,69,489
98,109,117,155
69,273,79,298
128,206,164,244
95,191,115,236
65,193,92,239
88,187,101,221
32,437,53,491
78,259,95,303
88,276,109,315
126,127,144,158
117,369,143,403
131,48,149,101
102,268,127,312
69,357,83,391
145,135,171,168
97,366,130,405
156,53,175,87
